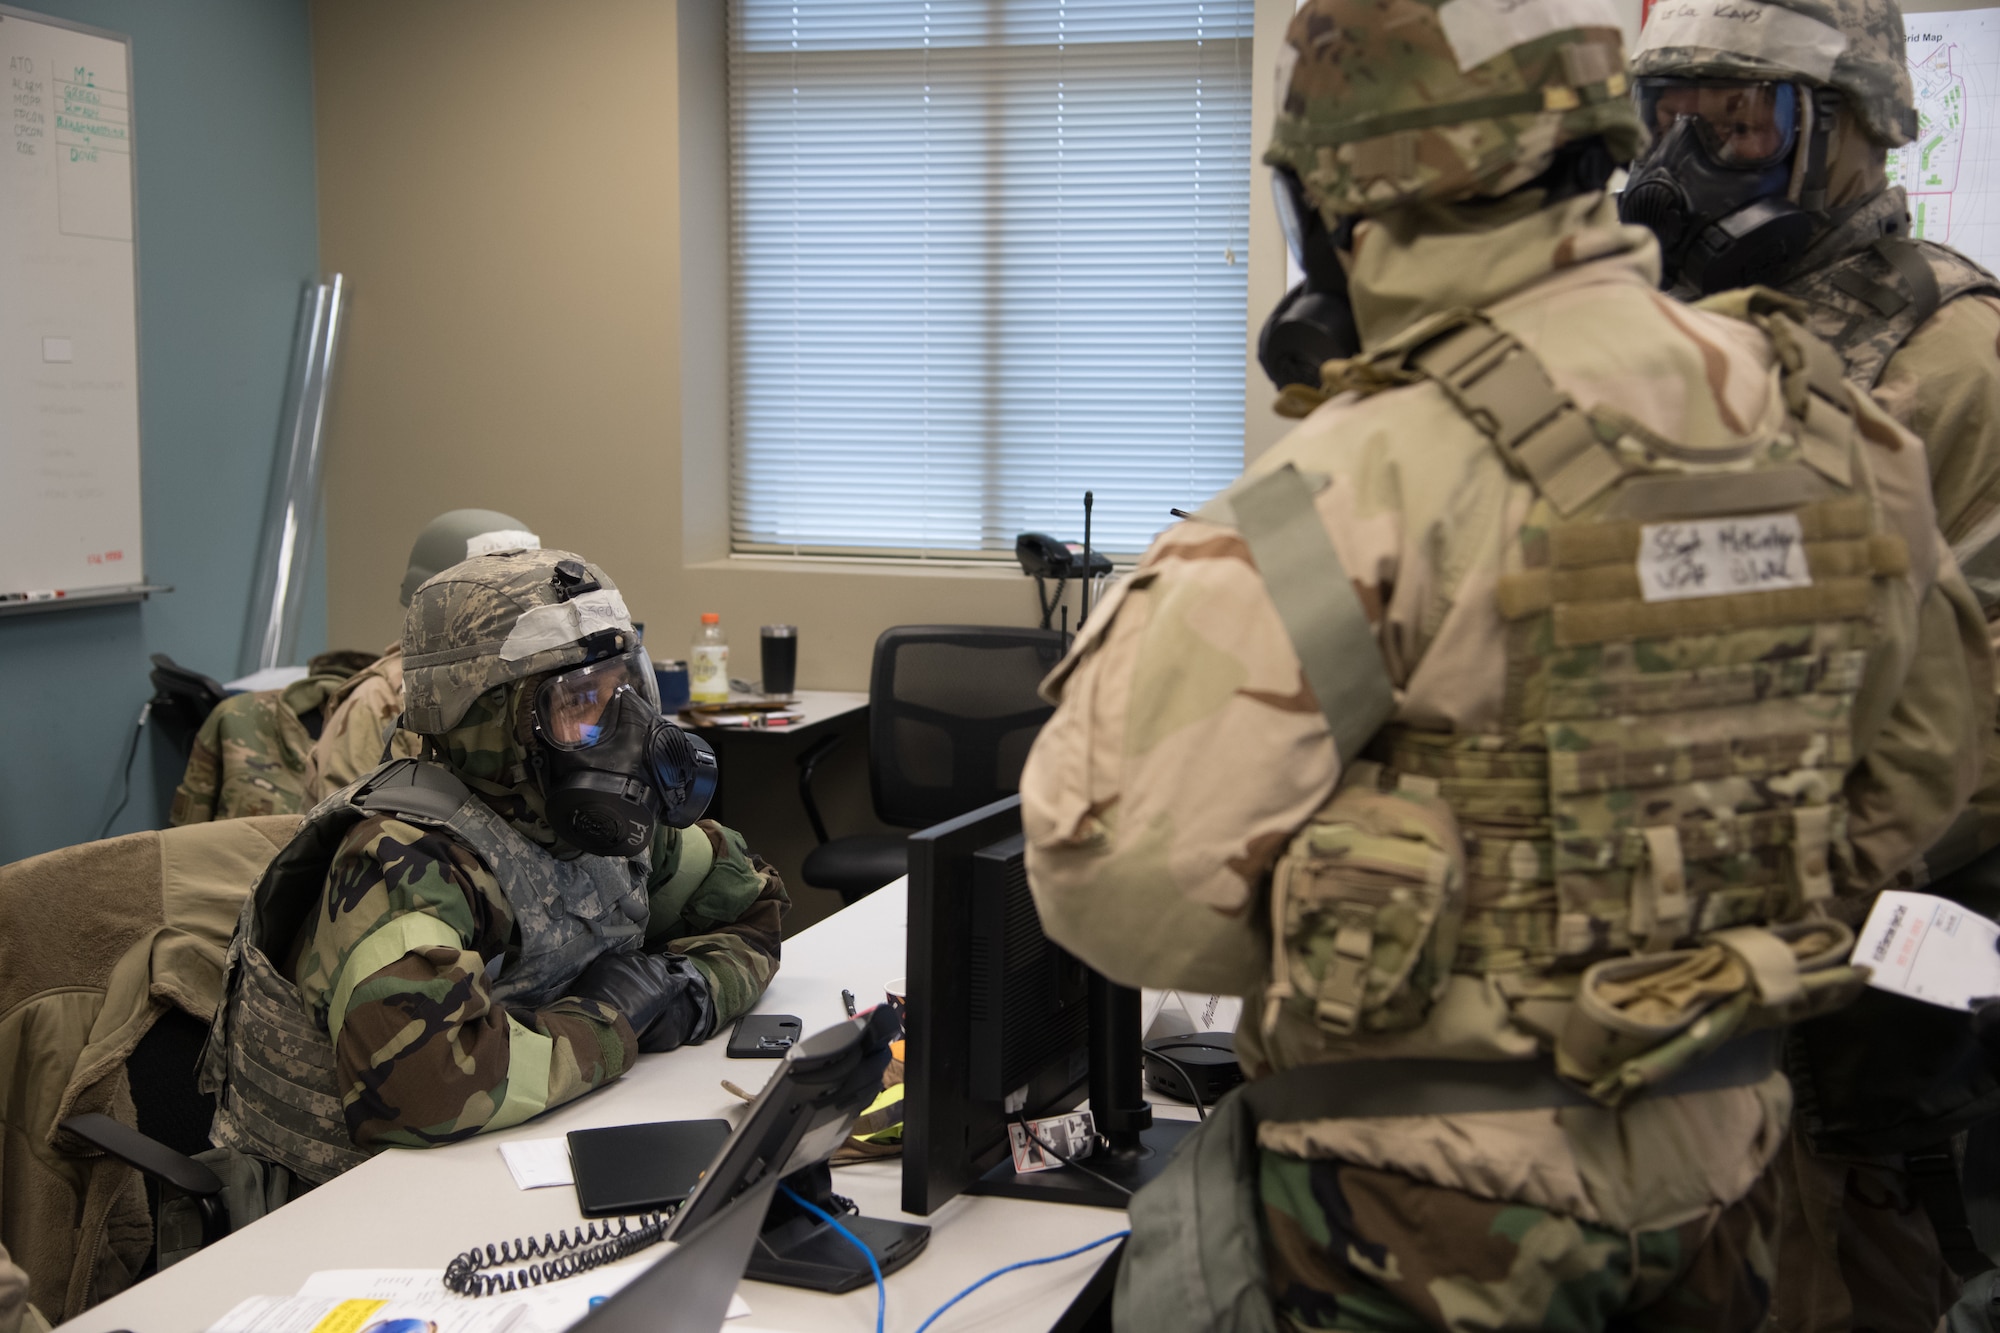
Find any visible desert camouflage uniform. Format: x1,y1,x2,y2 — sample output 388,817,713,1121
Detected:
1023,8,1990,1324
1633,4,2000,1324
170,668,358,825
299,643,418,803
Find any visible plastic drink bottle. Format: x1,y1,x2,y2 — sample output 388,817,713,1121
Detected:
691,613,730,703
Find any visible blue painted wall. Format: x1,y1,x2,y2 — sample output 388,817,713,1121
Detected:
0,0,321,864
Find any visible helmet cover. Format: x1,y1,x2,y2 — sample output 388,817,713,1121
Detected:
402,548,635,734
1263,0,1644,219
400,509,541,607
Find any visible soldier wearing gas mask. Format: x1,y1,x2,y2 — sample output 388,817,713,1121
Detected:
198,547,786,1199
1021,0,1994,1326
1624,4,2000,1326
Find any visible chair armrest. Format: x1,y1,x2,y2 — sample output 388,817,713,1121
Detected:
795,734,846,846
60,1112,223,1198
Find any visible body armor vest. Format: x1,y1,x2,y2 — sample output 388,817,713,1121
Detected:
199,758,649,1183
1780,188,2000,391
1244,295,1898,1102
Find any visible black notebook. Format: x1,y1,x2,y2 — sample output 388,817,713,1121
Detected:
567,1118,733,1218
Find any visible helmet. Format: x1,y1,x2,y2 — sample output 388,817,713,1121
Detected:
1262,0,1644,220
399,509,541,607
1630,0,1916,147
402,548,631,734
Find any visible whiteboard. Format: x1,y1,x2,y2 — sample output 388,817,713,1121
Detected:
0,5,142,605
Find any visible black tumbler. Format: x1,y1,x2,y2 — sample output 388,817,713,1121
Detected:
760,625,798,695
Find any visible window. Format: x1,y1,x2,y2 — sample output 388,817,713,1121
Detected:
727,0,1254,559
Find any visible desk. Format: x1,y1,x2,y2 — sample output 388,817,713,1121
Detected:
61,883,1172,1333
687,690,878,935
679,689,870,737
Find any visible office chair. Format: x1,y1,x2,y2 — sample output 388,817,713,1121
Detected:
797,625,1065,906
147,654,229,761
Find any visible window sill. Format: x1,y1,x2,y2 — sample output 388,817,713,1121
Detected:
688,552,1131,580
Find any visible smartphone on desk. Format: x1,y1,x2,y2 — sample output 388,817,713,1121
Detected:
727,1013,801,1058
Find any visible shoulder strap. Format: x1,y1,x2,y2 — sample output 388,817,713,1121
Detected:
354,757,472,824
1232,464,1396,768
1369,311,1623,517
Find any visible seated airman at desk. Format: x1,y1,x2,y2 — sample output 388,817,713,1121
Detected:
194,547,787,1225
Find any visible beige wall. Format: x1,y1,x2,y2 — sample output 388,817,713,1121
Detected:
312,0,1158,683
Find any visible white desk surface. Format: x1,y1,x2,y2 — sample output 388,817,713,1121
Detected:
61,881,1150,1333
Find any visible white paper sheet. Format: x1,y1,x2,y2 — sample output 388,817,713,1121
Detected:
1852,890,2000,1011
498,1137,574,1190
292,1267,750,1329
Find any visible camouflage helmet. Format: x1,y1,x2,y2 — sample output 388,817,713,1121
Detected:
1630,0,1915,147
1263,0,1644,218
399,508,541,606
402,547,636,734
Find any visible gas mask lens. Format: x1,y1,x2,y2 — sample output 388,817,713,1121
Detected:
1635,79,1798,169
536,651,660,749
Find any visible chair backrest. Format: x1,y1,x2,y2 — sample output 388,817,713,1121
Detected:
867,625,1066,829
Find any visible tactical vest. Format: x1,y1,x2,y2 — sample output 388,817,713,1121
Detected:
1782,205,2000,392
198,758,649,1183
1232,295,1900,1105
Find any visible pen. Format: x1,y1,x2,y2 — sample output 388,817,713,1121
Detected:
842,989,856,1017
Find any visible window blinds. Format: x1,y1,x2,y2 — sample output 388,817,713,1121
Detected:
727,0,1254,558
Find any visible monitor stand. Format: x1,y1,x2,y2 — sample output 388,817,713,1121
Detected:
745,1163,931,1294
970,972,1198,1210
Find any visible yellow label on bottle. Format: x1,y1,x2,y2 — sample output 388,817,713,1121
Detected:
690,644,729,702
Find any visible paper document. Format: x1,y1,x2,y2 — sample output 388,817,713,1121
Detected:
499,1137,574,1190
262,1266,750,1332
1141,990,1243,1041
1852,890,2000,1011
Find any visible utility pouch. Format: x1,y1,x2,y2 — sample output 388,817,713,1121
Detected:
1263,768,1467,1039
1557,919,1861,1105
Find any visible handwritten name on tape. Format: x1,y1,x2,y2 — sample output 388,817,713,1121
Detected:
1637,511,1811,602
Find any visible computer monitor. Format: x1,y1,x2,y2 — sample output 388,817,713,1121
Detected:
902,796,1194,1216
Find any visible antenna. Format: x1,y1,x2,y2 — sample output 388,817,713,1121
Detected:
1079,491,1094,630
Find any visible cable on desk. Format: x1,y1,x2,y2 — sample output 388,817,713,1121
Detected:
779,1181,884,1333
912,1230,1129,1333
440,1211,673,1296
1142,1048,1210,1120
1016,1117,1133,1198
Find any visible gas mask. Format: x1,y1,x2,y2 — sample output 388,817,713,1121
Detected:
1621,78,1823,295
1258,167,1361,392
531,648,718,857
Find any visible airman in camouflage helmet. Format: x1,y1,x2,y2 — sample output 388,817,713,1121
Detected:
197,546,787,1220
1254,0,1642,395
1024,0,1993,1328
1629,1,2000,1328
1262,0,1642,220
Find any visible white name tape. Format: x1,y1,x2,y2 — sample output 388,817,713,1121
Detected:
1438,0,1624,72
1637,512,1811,602
1636,0,1848,82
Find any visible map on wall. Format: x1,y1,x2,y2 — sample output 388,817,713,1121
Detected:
1890,9,2000,275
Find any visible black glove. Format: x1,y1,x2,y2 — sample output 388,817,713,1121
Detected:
569,949,717,1052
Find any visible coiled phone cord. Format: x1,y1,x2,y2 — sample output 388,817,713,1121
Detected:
441,1210,674,1296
